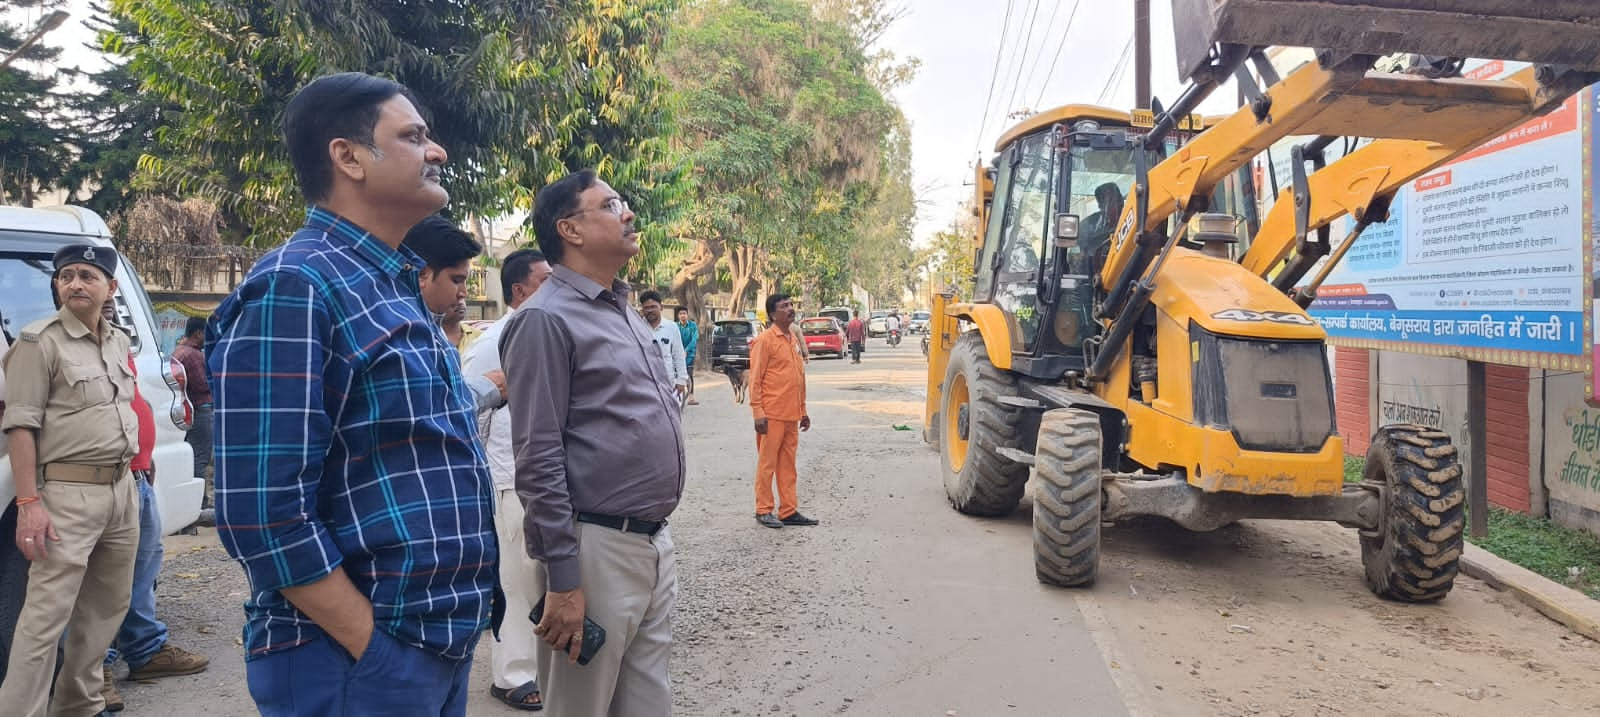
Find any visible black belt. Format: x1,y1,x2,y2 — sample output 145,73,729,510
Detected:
576,512,665,536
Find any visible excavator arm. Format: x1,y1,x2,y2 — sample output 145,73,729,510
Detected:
1085,1,1600,383
1239,64,1598,296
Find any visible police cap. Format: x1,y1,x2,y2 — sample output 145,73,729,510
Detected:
52,244,119,279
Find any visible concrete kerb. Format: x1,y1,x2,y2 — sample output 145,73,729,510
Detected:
1459,543,1600,642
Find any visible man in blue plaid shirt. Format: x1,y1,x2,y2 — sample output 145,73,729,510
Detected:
206,72,498,716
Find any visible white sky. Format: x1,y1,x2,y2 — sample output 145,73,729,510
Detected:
28,0,1243,247
879,0,1240,246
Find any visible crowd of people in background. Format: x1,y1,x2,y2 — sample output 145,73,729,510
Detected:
0,68,910,716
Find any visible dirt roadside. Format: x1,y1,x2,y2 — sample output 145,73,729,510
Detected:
116,344,1599,716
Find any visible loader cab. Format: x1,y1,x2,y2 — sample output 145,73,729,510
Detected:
973,105,1249,381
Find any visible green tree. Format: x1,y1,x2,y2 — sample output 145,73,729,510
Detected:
0,0,76,206
517,0,693,288
844,112,917,305
663,0,902,318
61,5,173,219
926,203,978,300
111,0,689,254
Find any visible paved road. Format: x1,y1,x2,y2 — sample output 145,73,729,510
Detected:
116,340,1599,716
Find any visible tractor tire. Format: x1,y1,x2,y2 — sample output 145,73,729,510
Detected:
1360,423,1465,602
1032,408,1103,587
939,332,1029,516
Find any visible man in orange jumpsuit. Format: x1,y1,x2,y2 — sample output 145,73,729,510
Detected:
749,293,818,529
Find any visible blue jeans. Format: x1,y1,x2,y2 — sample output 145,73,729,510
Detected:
187,404,214,480
106,476,168,668
246,632,471,716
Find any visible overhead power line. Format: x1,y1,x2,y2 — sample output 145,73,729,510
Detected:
998,0,1046,121
1098,33,1136,105
1033,0,1085,109
1018,0,1065,99
971,0,1020,158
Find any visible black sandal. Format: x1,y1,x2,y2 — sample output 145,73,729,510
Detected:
490,681,543,711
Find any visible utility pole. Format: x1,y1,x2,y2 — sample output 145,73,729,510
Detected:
1134,0,1151,109
0,11,69,70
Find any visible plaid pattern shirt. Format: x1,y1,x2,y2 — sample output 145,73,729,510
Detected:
207,206,496,662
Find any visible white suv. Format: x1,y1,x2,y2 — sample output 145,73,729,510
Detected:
0,205,205,672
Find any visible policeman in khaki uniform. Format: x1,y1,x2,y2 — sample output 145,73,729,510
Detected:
0,244,141,717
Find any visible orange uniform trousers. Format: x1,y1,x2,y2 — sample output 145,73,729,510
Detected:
754,419,800,518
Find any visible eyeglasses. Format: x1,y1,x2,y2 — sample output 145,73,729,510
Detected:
55,269,106,284
564,196,630,219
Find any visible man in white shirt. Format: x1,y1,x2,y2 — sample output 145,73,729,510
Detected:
459,247,552,711
639,291,689,401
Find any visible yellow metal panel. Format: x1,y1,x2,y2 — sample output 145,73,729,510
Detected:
1195,428,1346,497
1290,72,1538,144
924,292,959,433
1155,250,1326,340
1239,66,1567,278
1098,60,1371,289
993,104,1133,152
1122,400,1345,497
1150,312,1194,423
1131,108,1204,130
944,302,1013,371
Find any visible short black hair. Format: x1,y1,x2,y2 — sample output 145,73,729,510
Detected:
638,290,663,305
403,214,482,275
283,72,422,202
675,306,690,317
765,293,790,316
499,248,546,302
185,316,207,337
531,169,598,265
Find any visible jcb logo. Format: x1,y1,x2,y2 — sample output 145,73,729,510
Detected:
1211,308,1315,325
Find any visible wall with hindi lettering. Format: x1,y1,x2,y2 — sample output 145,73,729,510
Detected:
1376,352,1469,443
1541,371,1600,536
1373,351,1534,514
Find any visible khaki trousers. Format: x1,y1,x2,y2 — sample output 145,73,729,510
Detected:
537,522,677,717
493,487,545,690
0,474,139,717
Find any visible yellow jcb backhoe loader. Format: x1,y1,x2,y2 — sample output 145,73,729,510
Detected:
924,0,1600,601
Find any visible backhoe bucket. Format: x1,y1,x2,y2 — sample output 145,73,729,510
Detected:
1172,0,1600,80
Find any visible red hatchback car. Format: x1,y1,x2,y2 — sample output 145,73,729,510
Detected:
799,317,846,358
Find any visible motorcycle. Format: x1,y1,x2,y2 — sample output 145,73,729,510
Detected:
920,333,929,357
887,328,901,347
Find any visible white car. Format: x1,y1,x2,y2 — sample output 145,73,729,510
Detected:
868,310,889,337
0,206,205,658
909,310,932,334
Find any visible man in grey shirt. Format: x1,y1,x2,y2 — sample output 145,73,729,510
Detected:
502,168,685,716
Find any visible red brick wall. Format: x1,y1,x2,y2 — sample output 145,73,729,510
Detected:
1334,347,1370,456
1485,364,1531,514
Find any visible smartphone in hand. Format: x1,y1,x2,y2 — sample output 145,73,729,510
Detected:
530,596,607,666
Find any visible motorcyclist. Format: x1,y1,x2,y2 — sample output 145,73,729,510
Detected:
886,311,903,346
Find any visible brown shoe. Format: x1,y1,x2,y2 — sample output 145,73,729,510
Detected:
126,643,210,680
101,666,125,712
